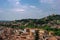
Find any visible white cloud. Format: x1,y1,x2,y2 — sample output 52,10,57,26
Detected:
8,0,21,7
16,1,20,5
10,8,25,12
16,9,25,12
40,0,54,4
29,5,36,8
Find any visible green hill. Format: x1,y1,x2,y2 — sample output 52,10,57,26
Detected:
0,14,60,36
14,14,60,28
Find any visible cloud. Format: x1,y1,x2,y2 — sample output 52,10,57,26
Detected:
16,1,20,5
49,0,60,10
40,0,54,4
16,9,25,12
29,5,36,8
16,9,24,12
39,0,60,14
10,8,25,12
0,0,60,20
7,0,21,7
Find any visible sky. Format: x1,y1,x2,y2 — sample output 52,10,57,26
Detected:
0,0,60,20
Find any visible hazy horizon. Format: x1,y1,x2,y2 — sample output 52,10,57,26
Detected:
0,0,60,20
